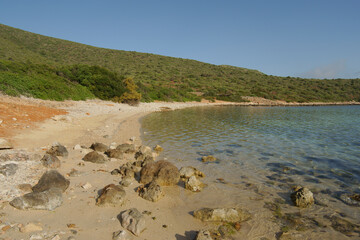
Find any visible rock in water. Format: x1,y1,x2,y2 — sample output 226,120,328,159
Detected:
120,208,146,236
32,170,70,193
83,151,107,163
46,142,68,157
0,163,18,176
201,155,216,162
196,230,213,240
138,181,164,202
96,184,126,207
0,138,13,149
140,160,180,186
90,142,109,152
10,188,63,210
153,145,163,153
193,208,251,223
112,230,134,240
185,176,205,192
41,154,61,168
291,187,314,208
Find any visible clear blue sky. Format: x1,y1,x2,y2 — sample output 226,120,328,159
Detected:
0,0,359,79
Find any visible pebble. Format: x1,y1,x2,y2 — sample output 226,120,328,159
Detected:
81,182,92,190
12,118,17,121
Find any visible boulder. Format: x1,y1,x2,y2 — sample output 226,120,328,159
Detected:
105,149,124,159
90,142,108,152
96,184,126,207
138,181,164,202
41,154,61,169
83,151,107,163
119,162,136,178
185,176,205,192
10,188,63,211
46,142,68,157
140,160,180,186
32,170,70,193
0,138,13,150
193,208,251,223
201,155,216,162
179,166,205,180
196,230,213,240
291,187,314,208
120,208,146,236
0,163,18,176
116,143,136,153
112,230,134,240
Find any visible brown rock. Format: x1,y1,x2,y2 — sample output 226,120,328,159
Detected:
41,154,61,168
83,151,107,163
291,187,314,208
90,142,109,152
140,160,180,186
96,184,126,207
105,149,124,159
201,155,216,162
32,170,70,193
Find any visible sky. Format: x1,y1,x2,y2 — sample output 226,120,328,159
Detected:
0,0,359,79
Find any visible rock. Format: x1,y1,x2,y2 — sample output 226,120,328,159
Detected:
96,184,126,207
111,169,121,175
32,170,70,193
10,187,63,210
105,149,124,159
90,142,108,152
138,181,164,202
17,183,33,192
119,162,136,178
135,146,154,162
291,187,314,208
0,138,12,149
339,193,360,207
41,154,61,169
67,168,86,177
196,230,213,240
193,208,251,223
218,224,237,237
120,208,146,236
20,223,43,233
120,176,133,187
83,151,107,163
81,182,92,190
185,176,205,192
153,145,163,153
116,143,136,153
46,142,68,157
140,160,180,186
179,166,205,180
0,163,18,176
112,230,134,240
73,144,82,150
201,155,216,162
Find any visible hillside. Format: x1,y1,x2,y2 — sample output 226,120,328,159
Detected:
1,23,360,102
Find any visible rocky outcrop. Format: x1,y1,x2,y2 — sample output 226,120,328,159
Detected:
90,142,108,152
193,208,251,223
291,187,314,208
32,170,70,193
83,151,107,163
96,184,126,207
140,160,180,186
120,208,146,236
10,188,63,210
0,163,18,176
138,181,164,202
0,138,13,150
116,143,136,153
46,142,68,157
41,154,61,169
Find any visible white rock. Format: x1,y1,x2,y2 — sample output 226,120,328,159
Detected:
73,144,82,150
30,234,43,240
0,119,3,124
12,117,17,121
81,182,92,190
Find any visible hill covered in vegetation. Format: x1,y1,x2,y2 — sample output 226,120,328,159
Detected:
0,23,359,102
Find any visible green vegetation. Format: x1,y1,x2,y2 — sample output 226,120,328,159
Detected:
1,23,360,102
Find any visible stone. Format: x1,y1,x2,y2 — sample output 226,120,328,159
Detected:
81,182,92,190
0,138,12,149
68,168,86,177
112,230,134,240
218,224,237,237
10,187,63,210
17,183,33,192
73,144,82,150
46,142,68,157
96,184,126,207
339,193,360,207
179,166,205,180
201,155,216,162
0,163,18,176
138,181,164,202
120,208,146,236
154,145,163,153
135,146,154,162
111,169,121,175
41,154,61,168
116,143,136,153
105,149,124,159
20,223,43,233
32,170,70,193
119,162,136,178
83,151,107,163
196,230,213,240
193,208,251,223
291,187,314,208
185,176,205,192
90,142,108,152
120,176,133,187
140,160,180,186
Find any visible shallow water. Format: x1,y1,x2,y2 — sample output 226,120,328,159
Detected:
141,106,360,238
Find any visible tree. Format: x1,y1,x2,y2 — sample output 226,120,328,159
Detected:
113,77,141,105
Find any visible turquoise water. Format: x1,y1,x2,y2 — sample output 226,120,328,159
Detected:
141,105,360,193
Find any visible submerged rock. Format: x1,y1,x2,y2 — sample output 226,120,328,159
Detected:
154,145,163,153
90,142,109,152
32,170,70,193
193,208,251,223
201,155,216,163
10,188,63,210
140,160,180,186
0,163,18,176
83,151,107,163
291,187,314,208
138,181,164,202
46,142,68,157
41,154,61,169
339,193,360,207
96,184,126,207
120,208,146,236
